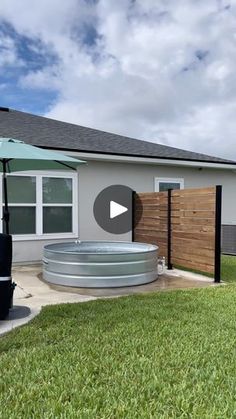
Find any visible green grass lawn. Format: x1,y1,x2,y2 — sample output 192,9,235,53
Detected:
221,254,236,282
174,255,236,281
1,283,236,418
0,255,235,418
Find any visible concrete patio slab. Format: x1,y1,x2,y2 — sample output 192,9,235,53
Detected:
0,264,96,336
46,268,216,297
0,264,218,336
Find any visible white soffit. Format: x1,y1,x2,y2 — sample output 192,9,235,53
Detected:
53,150,236,170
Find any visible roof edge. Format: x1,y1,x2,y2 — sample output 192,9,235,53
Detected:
39,145,236,166
7,109,235,164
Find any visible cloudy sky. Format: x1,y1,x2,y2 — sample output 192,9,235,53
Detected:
0,0,235,159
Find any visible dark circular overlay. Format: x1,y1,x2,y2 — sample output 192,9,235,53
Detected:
93,185,143,235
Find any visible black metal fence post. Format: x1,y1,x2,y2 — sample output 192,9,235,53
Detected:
0,234,13,319
131,190,136,242
167,188,173,270
214,185,222,283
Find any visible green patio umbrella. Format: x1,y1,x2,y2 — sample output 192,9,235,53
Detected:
0,138,86,234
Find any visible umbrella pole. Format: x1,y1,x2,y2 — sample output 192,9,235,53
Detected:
2,160,9,235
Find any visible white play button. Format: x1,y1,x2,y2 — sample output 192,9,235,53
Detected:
110,200,128,219
93,185,142,234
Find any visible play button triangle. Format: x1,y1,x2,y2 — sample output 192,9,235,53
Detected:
110,200,128,219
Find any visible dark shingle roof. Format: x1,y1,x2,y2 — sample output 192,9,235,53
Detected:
0,108,234,164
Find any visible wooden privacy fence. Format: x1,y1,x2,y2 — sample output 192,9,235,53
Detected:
134,186,222,282
134,191,169,259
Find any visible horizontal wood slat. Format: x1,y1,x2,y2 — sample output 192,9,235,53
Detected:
134,187,216,274
171,202,215,211
171,210,215,218
171,246,214,258
172,187,215,196
171,217,215,226
171,257,214,274
170,236,214,250
171,251,214,266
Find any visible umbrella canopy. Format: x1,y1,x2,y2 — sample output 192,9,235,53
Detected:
0,138,86,172
0,138,86,234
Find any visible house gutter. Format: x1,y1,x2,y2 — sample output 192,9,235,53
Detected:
51,149,236,170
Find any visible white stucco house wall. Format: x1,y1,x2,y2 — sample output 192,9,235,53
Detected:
0,107,235,262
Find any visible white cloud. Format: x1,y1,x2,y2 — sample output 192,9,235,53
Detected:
0,35,23,67
0,0,236,159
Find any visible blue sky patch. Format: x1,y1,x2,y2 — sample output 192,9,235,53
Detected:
0,21,58,114
0,21,58,70
0,82,57,115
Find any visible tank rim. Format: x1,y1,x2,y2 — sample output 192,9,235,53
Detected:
44,240,158,256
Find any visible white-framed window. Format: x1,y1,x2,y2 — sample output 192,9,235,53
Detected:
154,177,184,192
0,171,78,240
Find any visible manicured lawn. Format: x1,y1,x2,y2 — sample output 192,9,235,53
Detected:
221,254,236,282
1,285,236,418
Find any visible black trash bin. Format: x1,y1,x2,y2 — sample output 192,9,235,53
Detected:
0,234,13,320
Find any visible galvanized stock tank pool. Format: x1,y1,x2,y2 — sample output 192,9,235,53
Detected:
43,241,158,288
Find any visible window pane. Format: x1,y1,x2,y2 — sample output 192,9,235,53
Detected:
7,176,36,203
43,178,72,203
159,182,181,192
43,207,72,233
3,207,36,235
